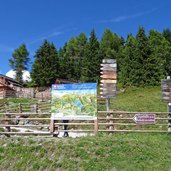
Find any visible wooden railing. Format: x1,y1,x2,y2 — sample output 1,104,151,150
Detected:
0,111,170,137
0,100,170,136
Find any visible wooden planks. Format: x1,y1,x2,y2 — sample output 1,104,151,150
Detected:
100,59,117,98
161,79,171,102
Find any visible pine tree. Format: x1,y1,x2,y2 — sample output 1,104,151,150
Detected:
81,30,100,82
119,34,137,86
149,30,171,80
31,40,59,86
134,27,151,86
9,44,29,84
99,29,116,59
162,29,171,76
163,28,171,44
99,29,124,73
58,43,70,79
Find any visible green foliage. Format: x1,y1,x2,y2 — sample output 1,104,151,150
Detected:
9,44,29,84
119,27,171,86
149,30,171,81
31,40,59,86
163,28,171,44
28,27,171,86
81,30,100,82
119,34,137,86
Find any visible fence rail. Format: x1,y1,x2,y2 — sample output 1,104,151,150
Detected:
0,109,170,137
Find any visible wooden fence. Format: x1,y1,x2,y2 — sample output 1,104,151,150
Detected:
0,100,170,137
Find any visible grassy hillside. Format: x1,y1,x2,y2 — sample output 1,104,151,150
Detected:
110,86,167,112
0,86,170,171
0,134,171,171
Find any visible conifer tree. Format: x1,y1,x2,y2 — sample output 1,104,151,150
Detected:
134,27,151,85
149,30,171,80
81,30,100,82
31,40,59,86
9,44,29,84
119,34,137,86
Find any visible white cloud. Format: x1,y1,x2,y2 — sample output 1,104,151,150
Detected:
6,70,31,82
98,8,158,23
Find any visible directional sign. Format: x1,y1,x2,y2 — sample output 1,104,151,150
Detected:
100,74,117,79
100,71,117,75
100,87,116,91
101,67,117,71
100,64,117,68
102,59,116,64
100,59,117,98
100,80,117,84
161,79,171,102
133,114,155,124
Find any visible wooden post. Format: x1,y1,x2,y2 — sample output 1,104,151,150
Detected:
4,103,11,137
41,93,43,102
36,103,39,113
3,90,5,98
94,119,98,134
168,103,171,132
50,119,55,133
106,97,114,133
106,97,110,111
109,113,114,131
18,103,22,113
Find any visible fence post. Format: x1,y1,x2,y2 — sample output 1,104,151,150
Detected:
3,90,5,98
50,119,55,133
18,103,22,113
94,119,98,134
168,103,171,132
4,103,10,137
41,93,44,102
36,103,39,113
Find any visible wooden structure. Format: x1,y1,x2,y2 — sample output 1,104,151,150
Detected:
0,101,170,137
100,59,117,98
162,79,171,102
0,74,22,98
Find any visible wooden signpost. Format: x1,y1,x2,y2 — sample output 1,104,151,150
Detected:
100,59,117,131
161,78,171,131
161,79,171,103
100,59,117,99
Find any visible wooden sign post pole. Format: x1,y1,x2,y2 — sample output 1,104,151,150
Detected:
100,59,117,133
106,96,113,131
168,103,171,132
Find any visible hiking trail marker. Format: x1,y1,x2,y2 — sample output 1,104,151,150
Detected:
100,59,117,98
161,78,171,103
133,114,156,124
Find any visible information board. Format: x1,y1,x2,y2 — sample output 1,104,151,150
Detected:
51,83,97,120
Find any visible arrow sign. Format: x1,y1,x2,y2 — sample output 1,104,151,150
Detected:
133,114,155,124
100,67,117,71
100,64,117,68
100,71,117,75
100,74,117,79
102,59,116,64
100,80,117,83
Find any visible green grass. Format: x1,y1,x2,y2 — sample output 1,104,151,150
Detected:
0,133,171,171
110,86,167,112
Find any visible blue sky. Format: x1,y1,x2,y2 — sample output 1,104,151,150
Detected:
0,0,171,74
